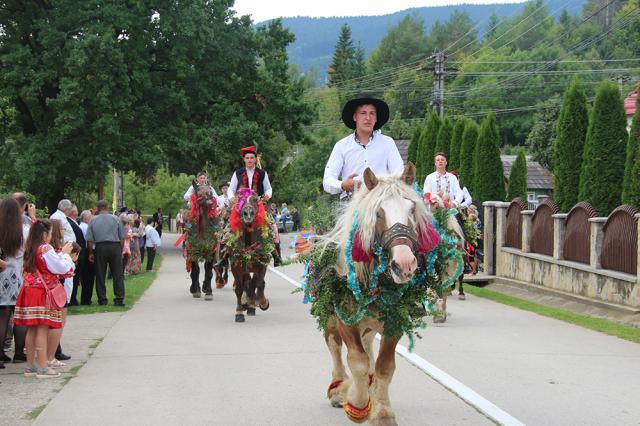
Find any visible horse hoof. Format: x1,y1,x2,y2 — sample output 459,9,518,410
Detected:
344,400,371,423
193,292,201,298
215,282,226,289
204,293,213,301
235,314,245,323
259,299,270,311
246,308,256,316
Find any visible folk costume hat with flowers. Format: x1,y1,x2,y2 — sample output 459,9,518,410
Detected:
341,93,390,131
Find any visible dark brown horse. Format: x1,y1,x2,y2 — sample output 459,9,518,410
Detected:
227,190,271,323
184,183,220,300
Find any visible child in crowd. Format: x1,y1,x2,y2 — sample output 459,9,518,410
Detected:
13,219,75,378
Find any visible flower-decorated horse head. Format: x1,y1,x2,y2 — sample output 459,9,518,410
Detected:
304,162,464,425
225,188,274,323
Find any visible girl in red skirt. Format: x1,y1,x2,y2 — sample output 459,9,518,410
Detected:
14,219,75,378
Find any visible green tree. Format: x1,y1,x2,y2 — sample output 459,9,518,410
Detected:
449,117,466,171
459,120,479,191
367,15,429,72
435,116,453,158
407,123,423,164
328,24,359,88
553,80,589,212
623,94,640,204
507,149,528,201
473,114,505,204
417,111,441,182
578,82,627,215
525,99,559,171
0,2,312,211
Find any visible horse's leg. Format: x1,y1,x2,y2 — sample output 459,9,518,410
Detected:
361,327,376,389
325,317,349,408
245,270,258,316
370,335,400,426
232,266,245,322
336,321,371,423
189,262,201,298
255,266,269,311
203,260,214,300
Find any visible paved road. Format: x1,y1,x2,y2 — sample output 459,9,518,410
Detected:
35,238,490,425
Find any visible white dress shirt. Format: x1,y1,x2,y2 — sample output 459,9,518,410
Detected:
50,210,76,243
423,171,463,205
227,167,273,199
217,194,231,212
323,131,404,199
144,225,162,248
184,185,218,203
460,186,473,208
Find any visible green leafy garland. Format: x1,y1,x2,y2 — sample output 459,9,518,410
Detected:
184,218,220,263
304,207,462,349
223,220,275,267
461,214,481,248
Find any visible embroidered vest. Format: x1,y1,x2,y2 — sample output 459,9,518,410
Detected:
235,167,266,196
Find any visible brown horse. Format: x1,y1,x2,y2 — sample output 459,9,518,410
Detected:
315,164,463,425
226,189,271,323
184,183,220,300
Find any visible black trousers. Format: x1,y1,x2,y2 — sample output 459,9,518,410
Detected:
69,258,82,305
80,255,95,305
95,242,125,304
146,247,157,271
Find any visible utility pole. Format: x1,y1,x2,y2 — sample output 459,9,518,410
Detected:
429,52,447,119
617,74,631,95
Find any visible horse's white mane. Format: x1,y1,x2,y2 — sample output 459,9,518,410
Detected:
323,173,432,280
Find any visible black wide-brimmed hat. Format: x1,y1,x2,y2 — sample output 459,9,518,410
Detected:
341,93,390,130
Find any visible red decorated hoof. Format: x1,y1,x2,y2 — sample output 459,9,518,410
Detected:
344,399,371,423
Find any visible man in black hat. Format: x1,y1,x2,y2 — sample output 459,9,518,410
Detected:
323,93,404,199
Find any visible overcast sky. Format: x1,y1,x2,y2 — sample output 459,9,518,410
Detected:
232,0,527,23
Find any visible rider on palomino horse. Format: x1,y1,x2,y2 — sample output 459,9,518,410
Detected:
323,93,404,201
183,171,220,300
423,152,465,322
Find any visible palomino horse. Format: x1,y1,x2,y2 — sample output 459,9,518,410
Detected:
423,191,467,322
183,183,220,300
307,163,464,425
226,188,272,323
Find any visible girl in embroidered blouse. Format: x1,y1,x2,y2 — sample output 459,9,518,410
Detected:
13,219,75,378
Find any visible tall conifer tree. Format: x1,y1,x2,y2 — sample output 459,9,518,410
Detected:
473,114,505,203
578,82,627,215
553,79,588,212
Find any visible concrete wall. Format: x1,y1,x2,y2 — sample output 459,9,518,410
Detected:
484,202,640,309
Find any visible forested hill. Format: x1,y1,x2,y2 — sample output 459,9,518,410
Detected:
260,0,587,83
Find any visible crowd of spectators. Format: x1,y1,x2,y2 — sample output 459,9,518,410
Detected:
0,194,163,377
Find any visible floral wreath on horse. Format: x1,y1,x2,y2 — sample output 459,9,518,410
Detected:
183,182,221,271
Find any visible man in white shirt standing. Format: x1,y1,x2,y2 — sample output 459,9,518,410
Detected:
144,218,162,272
423,152,463,207
50,199,76,243
323,93,404,200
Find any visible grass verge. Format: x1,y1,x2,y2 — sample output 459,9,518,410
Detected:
464,284,640,344
26,404,47,420
68,254,162,315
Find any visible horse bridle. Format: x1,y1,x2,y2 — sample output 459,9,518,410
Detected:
376,222,419,254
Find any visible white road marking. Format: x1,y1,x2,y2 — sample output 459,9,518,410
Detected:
268,266,526,426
